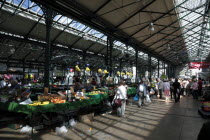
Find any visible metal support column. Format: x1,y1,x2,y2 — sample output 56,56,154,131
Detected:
163,63,166,75
135,49,138,83
22,60,25,83
119,59,122,80
37,67,40,79
157,59,160,78
106,37,114,76
148,56,152,80
167,64,170,78
44,7,53,90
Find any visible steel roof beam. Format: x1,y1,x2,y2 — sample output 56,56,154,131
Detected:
24,15,44,38
115,0,156,28
84,35,105,52
130,0,191,37
13,0,24,15
152,22,203,51
52,19,76,42
96,1,145,17
93,0,111,14
0,0,6,10
140,9,202,44
164,43,199,58
179,5,209,17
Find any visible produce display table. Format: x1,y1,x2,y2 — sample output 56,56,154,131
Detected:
0,93,108,116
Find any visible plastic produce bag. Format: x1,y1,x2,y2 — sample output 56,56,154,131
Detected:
69,119,77,127
20,125,32,133
19,98,33,105
117,107,122,117
146,94,151,103
133,94,139,101
55,126,68,135
150,89,155,95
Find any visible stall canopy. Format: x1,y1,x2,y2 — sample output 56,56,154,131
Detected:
0,0,210,69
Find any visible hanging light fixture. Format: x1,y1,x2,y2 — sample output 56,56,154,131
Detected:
10,48,15,54
167,44,171,50
149,22,155,32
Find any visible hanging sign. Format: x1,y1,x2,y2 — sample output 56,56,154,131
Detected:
188,62,210,69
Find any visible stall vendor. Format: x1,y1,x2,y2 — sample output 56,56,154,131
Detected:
10,80,20,89
85,83,93,92
74,78,84,96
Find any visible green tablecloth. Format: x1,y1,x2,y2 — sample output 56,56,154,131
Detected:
0,93,108,116
97,87,136,95
127,87,137,95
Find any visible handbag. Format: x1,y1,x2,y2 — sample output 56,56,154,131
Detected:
113,93,122,106
114,99,122,106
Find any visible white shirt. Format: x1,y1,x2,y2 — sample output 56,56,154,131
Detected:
0,80,6,88
163,82,170,91
115,85,127,99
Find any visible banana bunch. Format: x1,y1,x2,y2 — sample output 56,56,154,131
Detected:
103,70,109,74
86,67,90,71
98,69,102,73
121,72,125,75
126,72,130,75
75,65,81,71
117,71,120,75
29,101,50,106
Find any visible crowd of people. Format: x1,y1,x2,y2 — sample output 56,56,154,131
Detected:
113,77,209,117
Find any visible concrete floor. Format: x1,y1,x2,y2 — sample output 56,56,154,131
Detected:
0,96,207,140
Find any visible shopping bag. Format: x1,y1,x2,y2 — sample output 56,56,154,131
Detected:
133,94,139,101
150,89,155,95
146,94,151,102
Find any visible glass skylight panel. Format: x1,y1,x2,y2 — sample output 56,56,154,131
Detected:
54,15,62,21
101,36,107,41
77,24,86,31
22,0,32,9
175,0,209,61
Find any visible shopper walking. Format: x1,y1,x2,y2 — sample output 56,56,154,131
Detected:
191,79,198,99
169,78,174,100
186,79,192,96
151,78,157,95
157,78,163,99
198,77,203,97
114,81,127,117
173,78,181,103
137,79,147,107
182,79,189,96
163,79,170,102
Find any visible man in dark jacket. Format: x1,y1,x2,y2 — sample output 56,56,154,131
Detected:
172,78,181,103
198,77,202,96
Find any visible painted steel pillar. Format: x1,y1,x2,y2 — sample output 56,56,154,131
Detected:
148,56,152,80
22,60,25,83
135,49,138,83
106,37,114,76
157,59,160,78
44,7,53,89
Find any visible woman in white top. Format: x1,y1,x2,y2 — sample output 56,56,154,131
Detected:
163,79,170,102
114,81,127,117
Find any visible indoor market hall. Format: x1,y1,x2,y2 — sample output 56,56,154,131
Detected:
0,0,210,140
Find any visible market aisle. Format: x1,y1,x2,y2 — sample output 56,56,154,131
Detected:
0,97,206,140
